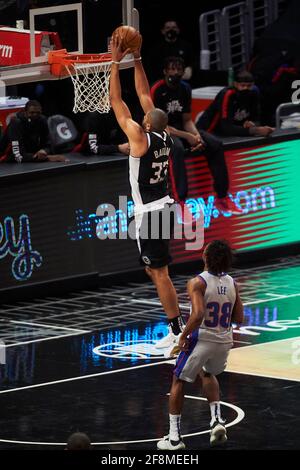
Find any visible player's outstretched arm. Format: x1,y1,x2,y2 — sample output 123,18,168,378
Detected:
109,35,133,134
133,39,154,115
109,35,148,157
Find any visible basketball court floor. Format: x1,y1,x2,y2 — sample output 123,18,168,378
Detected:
0,255,299,450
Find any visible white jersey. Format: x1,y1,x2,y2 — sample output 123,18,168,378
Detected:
197,271,236,343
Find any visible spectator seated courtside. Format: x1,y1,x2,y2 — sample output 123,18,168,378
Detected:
0,100,68,163
151,57,242,215
196,70,274,138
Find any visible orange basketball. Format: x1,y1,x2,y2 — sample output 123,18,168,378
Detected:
112,26,141,53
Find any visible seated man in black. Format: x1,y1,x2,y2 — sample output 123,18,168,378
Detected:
0,100,67,163
196,70,274,137
151,56,242,215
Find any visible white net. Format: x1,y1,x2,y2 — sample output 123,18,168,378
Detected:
66,61,112,113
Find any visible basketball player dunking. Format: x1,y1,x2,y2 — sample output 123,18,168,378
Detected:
109,32,185,353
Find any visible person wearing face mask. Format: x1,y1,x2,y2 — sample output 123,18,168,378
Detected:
0,100,68,163
196,70,274,137
151,57,242,215
147,19,193,84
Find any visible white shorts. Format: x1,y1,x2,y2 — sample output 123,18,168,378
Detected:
174,334,233,382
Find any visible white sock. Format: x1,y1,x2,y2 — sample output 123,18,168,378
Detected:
210,401,222,426
169,413,181,441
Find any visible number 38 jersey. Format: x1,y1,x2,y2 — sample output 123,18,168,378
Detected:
197,271,237,343
129,131,174,214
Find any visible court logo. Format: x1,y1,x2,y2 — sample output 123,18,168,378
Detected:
0,214,42,281
233,317,300,336
93,340,165,360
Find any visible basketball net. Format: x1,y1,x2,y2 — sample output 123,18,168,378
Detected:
67,61,111,113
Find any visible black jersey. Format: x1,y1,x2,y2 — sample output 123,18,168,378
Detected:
196,87,260,136
151,79,191,130
129,131,174,211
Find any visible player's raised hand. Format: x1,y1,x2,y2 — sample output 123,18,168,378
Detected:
110,35,130,63
132,33,142,59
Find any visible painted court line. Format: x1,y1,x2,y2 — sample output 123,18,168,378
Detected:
131,299,190,310
233,340,252,344
131,292,300,309
2,320,90,348
10,320,88,333
233,336,300,349
4,331,91,349
0,360,173,395
0,396,244,446
244,293,300,305
226,369,300,383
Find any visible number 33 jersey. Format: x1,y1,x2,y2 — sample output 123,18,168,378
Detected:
197,271,237,343
129,131,174,214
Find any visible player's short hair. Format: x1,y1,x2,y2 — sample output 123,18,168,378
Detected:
25,99,42,111
205,240,233,275
162,18,180,28
164,56,185,71
66,432,91,450
235,70,254,83
148,108,168,132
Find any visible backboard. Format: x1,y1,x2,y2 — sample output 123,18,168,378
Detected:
0,0,139,95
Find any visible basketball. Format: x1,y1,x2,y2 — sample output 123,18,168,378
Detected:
112,25,141,53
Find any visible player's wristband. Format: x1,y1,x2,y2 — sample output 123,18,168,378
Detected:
112,60,120,65
134,57,142,61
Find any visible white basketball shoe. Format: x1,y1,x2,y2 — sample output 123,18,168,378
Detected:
157,435,186,451
210,420,227,446
155,326,176,349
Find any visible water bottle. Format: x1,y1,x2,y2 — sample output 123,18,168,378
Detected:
16,20,24,29
200,50,210,70
228,67,234,87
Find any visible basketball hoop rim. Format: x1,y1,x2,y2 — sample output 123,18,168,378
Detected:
48,49,112,76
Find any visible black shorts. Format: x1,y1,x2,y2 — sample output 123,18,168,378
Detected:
136,204,175,269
